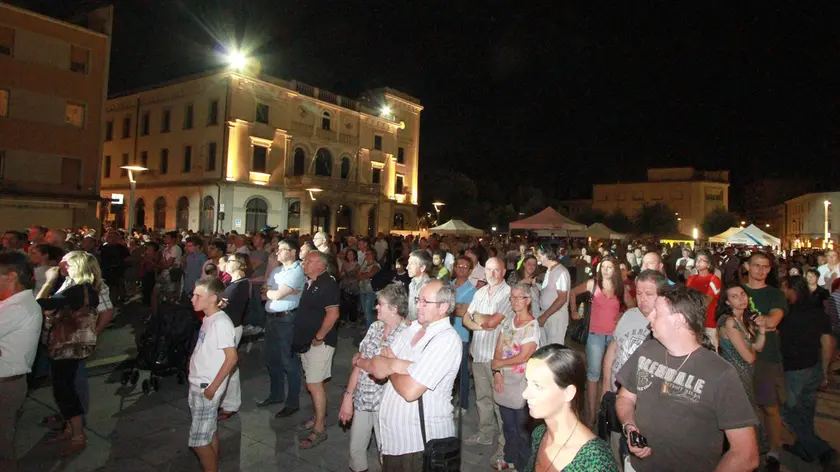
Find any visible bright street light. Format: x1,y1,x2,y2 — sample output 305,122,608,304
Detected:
432,201,445,224
305,187,323,201
120,165,148,231
226,50,247,71
692,227,699,239
380,105,392,117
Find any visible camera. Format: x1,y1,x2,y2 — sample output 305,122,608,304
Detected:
629,430,648,448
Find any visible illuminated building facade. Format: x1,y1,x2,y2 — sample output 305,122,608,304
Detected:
784,192,839,249
0,4,112,232
100,70,421,236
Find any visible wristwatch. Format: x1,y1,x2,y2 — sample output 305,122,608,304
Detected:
492,369,502,375
622,422,636,436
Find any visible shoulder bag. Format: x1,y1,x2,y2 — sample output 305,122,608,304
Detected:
45,286,98,360
569,291,592,345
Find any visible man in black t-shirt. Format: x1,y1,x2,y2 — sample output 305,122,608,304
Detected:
779,276,838,467
294,251,339,449
98,231,130,305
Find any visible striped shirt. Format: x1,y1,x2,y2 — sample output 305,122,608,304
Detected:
378,317,462,456
468,281,514,363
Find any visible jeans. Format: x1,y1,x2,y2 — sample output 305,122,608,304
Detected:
585,333,614,382
457,342,470,409
265,314,301,407
360,291,376,328
782,364,833,460
499,405,531,471
75,360,89,416
51,359,83,419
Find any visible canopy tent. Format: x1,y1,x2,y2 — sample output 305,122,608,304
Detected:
509,207,586,232
723,224,781,247
569,222,627,240
659,233,696,249
428,219,484,236
709,227,743,244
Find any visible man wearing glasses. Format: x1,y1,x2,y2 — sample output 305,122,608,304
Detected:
461,257,513,458
259,239,305,418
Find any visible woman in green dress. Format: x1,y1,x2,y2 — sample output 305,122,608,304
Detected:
523,344,618,472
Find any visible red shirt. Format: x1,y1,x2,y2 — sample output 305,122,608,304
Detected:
686,273,722,328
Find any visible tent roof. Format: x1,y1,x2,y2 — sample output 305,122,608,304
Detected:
569,222,627,240
429,219,484,236
709,227,743,243
725,224,781,247
509,207,586,231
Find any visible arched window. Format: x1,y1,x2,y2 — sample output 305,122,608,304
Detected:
200,196,215,234
393,212,405,230
312,203,330,234
340,156,351,179
245,197,268,234
315,148,332,177
154,197,167,229
287,200,301,231
321,111,331,131
176,196,189,230
135,198,146,230
336,205,352,235
293,148,306,176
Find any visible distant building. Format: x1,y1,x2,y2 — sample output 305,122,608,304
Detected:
100,71,421,236
592,167,730,236
0,3,113,232
784,192,839,250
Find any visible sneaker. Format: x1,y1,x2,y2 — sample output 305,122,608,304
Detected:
464,433,492,446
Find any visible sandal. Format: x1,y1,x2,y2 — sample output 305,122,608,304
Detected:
295,418,317,433
298,429,328,449
59,436,87,457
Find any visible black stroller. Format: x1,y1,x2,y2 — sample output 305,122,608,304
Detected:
121,300,200,393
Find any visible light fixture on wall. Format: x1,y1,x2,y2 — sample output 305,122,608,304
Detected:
306,187,323,201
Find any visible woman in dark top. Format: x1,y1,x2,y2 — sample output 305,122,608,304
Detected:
806,268,830,309
36,250,100,457
217,252,251,420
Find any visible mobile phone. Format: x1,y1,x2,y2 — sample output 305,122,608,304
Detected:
629,430,648,448
200,382,209,389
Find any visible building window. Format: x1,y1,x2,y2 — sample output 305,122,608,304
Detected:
397,147,405,164
207,142,217,171
103,155,111,178
293,148,305,176
154,197,166,229
374,135,383,151
395,175,405,195
314,148,332,177
65,103,86,128
183,103,194,129
245,198,269,234
104,120,113,140
208,100,219,125
252,146,267,173
0,150,5,179
120,153,129,177
69,45,89,74
256,103,269,124
141,151,148,168
0,26,13,56
141,112,150,136
372,167,381,184
321,111,331,130
161,109,171,132
0,90,9,117
340,157,350,179
632,191,644,201
183,146,192,172
122,116,131,138
393,212,405,230
160,149,169,174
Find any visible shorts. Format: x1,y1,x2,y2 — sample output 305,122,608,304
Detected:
585,333,613,382
755,360,786,407
301,343,335,383
188,387,223,447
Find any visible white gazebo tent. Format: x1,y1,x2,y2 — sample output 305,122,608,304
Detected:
709,227,743,244
429,219,484,236
509,207,586,235
569,223,627,240
725,224,781,247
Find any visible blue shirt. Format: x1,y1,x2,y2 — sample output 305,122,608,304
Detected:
183,252,207,297
451,280,478,342
265,261,305,312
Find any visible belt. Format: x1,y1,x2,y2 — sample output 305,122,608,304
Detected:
267,309,295,317
0,374,25,382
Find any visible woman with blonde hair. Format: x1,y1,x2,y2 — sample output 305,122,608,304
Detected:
37,250,101,456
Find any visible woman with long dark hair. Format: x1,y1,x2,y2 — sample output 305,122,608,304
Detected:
569,256,633,427
522,344,617,472
508,254,541,317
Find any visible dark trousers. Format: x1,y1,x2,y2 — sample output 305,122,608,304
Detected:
382,451,423,472
783,364,833,460
457,341,470,409
51,359,84,420
265,314,301,408
499,404,531,471
141,271,156,306
0,375,27,472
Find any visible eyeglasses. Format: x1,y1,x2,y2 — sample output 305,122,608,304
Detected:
414,297,444,306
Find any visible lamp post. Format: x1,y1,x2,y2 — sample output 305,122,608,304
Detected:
121,165,148,232
432,201,445,226
825,200,831,248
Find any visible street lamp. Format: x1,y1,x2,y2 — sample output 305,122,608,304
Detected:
825,200,831,248
692,227,699,239
740,220,746,227
432,201,445,225
306,187,323,201
226,50,248,71
121,165,148,232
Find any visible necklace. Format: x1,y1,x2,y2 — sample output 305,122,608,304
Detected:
538,421,578,472
661,349,695,394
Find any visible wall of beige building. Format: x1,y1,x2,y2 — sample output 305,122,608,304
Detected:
784,192,840,248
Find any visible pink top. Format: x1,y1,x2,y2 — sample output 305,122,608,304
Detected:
589,283,621,335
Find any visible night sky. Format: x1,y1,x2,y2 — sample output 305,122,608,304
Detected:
17,1,840,211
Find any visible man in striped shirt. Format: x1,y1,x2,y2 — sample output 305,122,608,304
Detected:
461,257,513,454
357,279,462,472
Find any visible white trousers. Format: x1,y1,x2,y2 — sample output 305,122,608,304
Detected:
540,311,569,346
220,325,243,412
349,409,380,472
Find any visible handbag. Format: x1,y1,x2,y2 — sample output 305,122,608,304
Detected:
597,391,621,440
45,286,98,360
493,369,527,409
569,292,592,345
419,396,462,472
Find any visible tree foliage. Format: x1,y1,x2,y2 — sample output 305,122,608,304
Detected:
634,202,679,236
604,209,634,234
575,207,607,226
701,207,739,238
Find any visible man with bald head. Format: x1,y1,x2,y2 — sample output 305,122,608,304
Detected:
462,257,513,455
641,250,675,285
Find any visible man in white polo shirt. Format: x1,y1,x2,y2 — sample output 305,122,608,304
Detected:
358,279,462,472
461,257,513,455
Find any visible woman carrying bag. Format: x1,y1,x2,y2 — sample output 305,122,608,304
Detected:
491,283,541,471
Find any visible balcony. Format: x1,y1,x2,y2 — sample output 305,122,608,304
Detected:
285,175,380,196
316,128,337,141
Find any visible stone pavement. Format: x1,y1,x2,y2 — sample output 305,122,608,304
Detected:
14,304,840,471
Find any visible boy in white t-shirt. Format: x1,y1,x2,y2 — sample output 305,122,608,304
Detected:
188,278,238,472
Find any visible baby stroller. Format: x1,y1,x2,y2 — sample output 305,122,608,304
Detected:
121,299,200,393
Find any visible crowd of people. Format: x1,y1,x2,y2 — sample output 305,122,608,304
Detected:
2,222,840,472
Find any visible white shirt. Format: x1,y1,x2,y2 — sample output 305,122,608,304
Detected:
0,290,43,377
378,318,462,455
469,263,486,287
467,281,514,362
163,244,183,267
444,252,455,273
374,239,389,261
818,264,840,288
235,245,251,255
189,310,236,389
539,263,571,320
676,257,695,270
